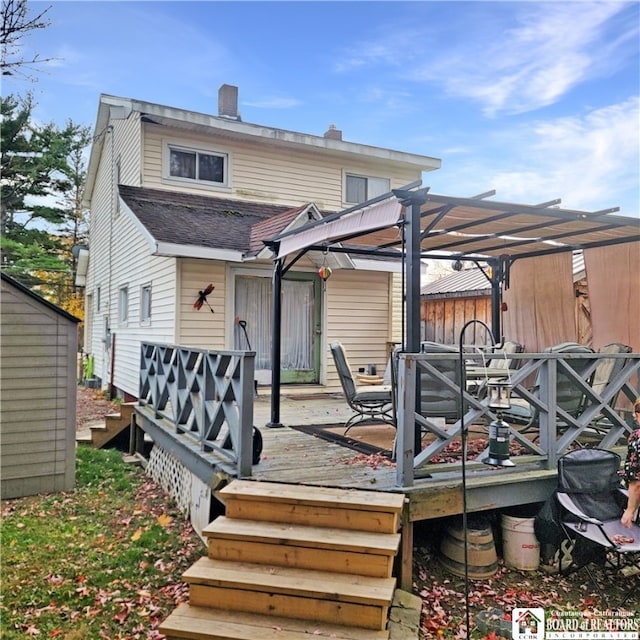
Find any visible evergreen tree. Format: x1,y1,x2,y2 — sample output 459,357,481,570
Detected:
1,92,91,308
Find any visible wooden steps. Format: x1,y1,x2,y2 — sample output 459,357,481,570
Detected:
160,603,390,640
205,515,399,577
85,403,135,449
160,480,406,640
221,479,403,533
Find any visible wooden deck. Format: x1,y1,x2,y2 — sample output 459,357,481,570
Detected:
133,343,638,589
249,419,565,519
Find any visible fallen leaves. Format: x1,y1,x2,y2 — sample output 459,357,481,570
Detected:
1,447,204,640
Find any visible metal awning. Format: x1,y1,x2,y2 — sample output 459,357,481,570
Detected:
271,187,639,264
265,185,639,428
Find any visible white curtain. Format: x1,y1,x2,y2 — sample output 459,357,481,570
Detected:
235,276,314,371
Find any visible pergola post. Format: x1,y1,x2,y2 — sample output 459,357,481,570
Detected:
268,258,284,428
490,257,503,342
401,189,428,452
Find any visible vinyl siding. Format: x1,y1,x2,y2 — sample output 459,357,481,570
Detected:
142,124,421,211
324,269,391,392
0,280,77,499
177,259,227,348
84,113,177,398
390,272,403,345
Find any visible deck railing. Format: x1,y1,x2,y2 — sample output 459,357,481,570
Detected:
138,342,256,477
395,351,640,487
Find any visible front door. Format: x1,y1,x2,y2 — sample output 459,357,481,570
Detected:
234,272,322,384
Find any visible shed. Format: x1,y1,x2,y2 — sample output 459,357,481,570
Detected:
420,267,491,345
1,273,80,499
420,253,591,348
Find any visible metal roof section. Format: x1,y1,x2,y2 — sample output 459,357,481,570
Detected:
420,268,490,297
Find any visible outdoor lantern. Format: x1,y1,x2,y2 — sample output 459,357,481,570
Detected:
318,265,332,281
487,381,511,410
482,381,515,467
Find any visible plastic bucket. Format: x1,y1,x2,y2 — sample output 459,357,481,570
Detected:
501,514,540,570
439,523,498,579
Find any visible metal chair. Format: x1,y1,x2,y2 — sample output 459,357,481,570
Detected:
329,341,395,434
419,341,464,422
581,343,633,432
501,342,595,432
554,448,640,605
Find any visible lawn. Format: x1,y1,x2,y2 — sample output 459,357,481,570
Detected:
1,436,636,640
1,446,203,640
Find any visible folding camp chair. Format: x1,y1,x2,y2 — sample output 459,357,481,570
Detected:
330,341,395,433
555,448,640,605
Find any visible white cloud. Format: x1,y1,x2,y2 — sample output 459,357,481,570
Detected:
407,3,635,116
489,97,640,213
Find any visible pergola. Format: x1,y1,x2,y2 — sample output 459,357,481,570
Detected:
265,184,640,426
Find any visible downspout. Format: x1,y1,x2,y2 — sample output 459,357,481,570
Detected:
267,258,284,428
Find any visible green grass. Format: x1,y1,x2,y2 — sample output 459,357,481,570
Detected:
1,446,204,640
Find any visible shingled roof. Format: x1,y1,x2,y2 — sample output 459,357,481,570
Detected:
118,185,309,256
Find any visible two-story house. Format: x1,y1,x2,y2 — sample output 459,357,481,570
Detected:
79,84,441,401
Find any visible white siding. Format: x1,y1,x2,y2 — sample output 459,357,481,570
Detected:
142,125,421,211
84,114,177,398
0,280,77,499
390,272,404,344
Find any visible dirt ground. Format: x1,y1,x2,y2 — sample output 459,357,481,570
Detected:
75,385,120,428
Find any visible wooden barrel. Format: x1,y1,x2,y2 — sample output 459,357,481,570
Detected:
439,522,498,579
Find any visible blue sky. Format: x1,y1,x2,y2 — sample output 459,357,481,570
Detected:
11,1,640,217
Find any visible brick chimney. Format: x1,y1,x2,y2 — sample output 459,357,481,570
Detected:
324,124,342,141
218,84,241,120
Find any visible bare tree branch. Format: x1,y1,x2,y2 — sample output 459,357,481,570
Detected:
1,0,54,79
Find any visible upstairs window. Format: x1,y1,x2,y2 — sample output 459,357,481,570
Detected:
168,145,226,185
345,174,390,204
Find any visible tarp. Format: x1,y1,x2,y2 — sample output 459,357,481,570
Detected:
501,253,575,352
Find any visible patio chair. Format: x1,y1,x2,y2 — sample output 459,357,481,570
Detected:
582,342,633,430
419,341,464,422
501,342,595,432
329,341,395,434
554,448,640,605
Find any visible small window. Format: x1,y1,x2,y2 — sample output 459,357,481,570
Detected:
96,286,101,312
141,284,152,324
169,145,226,184
119,286,129,323
345,174,390,204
